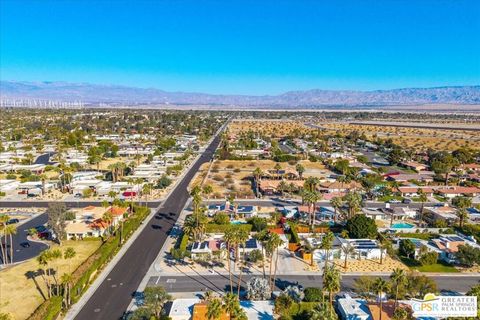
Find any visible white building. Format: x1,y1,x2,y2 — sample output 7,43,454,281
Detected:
337,295,371,320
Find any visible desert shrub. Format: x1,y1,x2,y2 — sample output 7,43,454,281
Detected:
303,287,323,302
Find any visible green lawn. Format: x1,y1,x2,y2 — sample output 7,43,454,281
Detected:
400,257,458,273
378,195,404,202
397,232,437,240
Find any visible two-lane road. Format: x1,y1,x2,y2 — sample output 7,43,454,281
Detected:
72,134,222,320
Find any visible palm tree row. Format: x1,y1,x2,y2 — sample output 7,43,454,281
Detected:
0,215,17,265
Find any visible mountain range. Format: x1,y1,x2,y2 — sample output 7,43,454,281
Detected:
1,81,479,107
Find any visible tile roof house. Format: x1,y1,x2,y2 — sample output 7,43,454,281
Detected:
435,186,480,198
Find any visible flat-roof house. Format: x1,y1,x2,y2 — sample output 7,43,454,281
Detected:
337,294,371,320
168,298,201,320
424,206,458,226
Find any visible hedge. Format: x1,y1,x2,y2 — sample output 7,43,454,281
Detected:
29,296,63,320
205,223,252,233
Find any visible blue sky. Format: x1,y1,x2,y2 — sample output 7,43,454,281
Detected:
1,0,479,95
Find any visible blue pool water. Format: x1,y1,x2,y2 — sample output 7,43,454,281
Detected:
391,222,414,229
230,220,247,225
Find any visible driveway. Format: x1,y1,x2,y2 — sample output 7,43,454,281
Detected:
1,213,49,264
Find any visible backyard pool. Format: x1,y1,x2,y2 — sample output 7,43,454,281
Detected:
391,222,414,229
230,220,247,225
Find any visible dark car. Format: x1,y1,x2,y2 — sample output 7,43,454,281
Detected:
20,242,30,248
6,218,20,225
402,198,412,204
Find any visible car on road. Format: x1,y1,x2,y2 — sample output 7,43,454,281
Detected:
20,242,30,248
388,199,401,204
402,198,412,204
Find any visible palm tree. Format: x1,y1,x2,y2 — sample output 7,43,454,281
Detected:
224,227,236,294
253,167,263,197
253,230,269,278
304,177,320,192
4,224,16,264
323,266,341,318
61,273,73,307
0,215,9,265
222,293,238,317
206,298,223,320
341,243,356,270
37,250,52,298
343,191,362,219
373,277,390,320
236,229,249,296
321,232,334,268
417,188,427,226
457,209,468,228
378,238,391,265
390,268,407,308
302,190,319,230
331,196,343,223
274,163,282,179
102,211,114,238
295,163,305,179
266,232,283,292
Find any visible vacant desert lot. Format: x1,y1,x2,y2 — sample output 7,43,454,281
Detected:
0,240,101,320
321,123,480,150
228,119,316,137
191,159,328,198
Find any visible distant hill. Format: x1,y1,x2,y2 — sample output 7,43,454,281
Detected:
1,81,479,107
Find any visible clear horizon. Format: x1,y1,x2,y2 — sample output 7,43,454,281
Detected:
1,0,479,95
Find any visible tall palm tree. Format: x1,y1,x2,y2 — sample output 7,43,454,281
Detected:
323,266,341,318
37,250,52,298
253,229,269,278
102,211,114,239
321,232,334,268
331,196,343,223
457,209,468,228
224,227,236,294
295,163,305,179
417,188,427,226
4,224,16,264
266,232,283,292
343,191,362,219
222,293,238,317
253,167,263,197
373,277,390,320
61,273,73,307
236,229,249,296
274,163,282,179
390,268,407,308
302,190,319,230
0,215,9,265
341,243,356,270
206,298,223,320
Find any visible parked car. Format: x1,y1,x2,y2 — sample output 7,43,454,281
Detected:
6,218,19,225
20,242,30,248
402,198,412,204
388,199,401,204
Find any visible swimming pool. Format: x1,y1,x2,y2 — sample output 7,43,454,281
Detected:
230,220,247,225
391,222,414,229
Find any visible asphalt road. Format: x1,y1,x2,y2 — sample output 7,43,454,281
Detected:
0,200,162,209
73,134,222,320
34,152,56,165
150,274,480,294
0,213,49,264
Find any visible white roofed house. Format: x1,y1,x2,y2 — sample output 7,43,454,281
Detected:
337,294,371,320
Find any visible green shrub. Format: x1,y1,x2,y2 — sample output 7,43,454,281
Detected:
213,212,230,225
29,296,63,320
419,251,439,266
290,227,300,244
248,217,268,231
303,287,323,302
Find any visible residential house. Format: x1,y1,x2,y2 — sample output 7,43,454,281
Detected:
397,186,435,197
424,206,458,226
337,294,371,320
435,186,480,199
168,298,201,320
429,234,480,264
190,240,225,259
400,161,428,172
